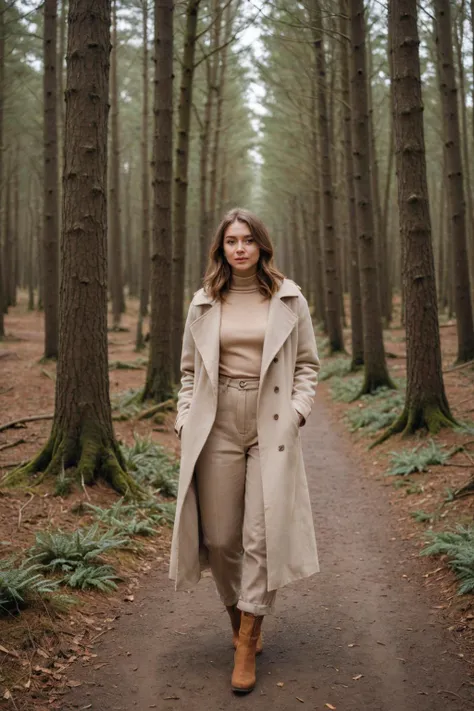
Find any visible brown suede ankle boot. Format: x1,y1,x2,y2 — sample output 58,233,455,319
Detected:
226,605,263,654
231,612,264,693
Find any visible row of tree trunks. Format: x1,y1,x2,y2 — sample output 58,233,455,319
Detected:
172,0,200,380
6,0,138,494
349,0,393,394
311,0,344,354
109,0,125,330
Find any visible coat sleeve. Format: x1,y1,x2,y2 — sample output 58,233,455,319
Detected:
174,301,198,438
291,294,320,426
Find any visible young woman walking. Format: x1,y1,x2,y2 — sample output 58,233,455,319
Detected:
169,207,320,693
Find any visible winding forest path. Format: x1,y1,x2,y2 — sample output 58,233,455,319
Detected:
63,396,471,711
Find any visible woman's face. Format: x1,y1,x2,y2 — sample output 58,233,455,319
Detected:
223,220,260,273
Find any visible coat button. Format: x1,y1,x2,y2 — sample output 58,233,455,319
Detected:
274,386,279,393
278,444,285,451
273,414,279,420
273,357,279,363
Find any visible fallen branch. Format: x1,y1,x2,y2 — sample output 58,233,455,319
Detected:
0,438,25,452
0,414,53,433
443,359,474,374
137,398,174,421
453,478,474,499
18,493,34,529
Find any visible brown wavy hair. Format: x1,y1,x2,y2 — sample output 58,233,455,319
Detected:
202,207,285,301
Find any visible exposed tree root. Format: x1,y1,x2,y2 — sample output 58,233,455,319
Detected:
356,370,397,399
370,402,458,449
2,422,143,498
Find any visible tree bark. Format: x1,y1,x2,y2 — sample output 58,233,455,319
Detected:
198,59,212,282
143,0,174,402
0,1,4,337
43,0,59,359
378,0,456,444
340,0,363,369
312,0,344,353
172,0,200,379
310,69,326,326
5,0,139,495
3,156,12,309
434,0,474,362
139,0,150,319
109,0,125,328
349,0,394,393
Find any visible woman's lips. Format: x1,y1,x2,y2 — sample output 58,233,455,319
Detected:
235,258,248,262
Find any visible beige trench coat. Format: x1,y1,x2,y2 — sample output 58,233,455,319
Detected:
169,278,321,592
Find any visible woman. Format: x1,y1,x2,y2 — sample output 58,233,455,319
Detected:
169,207,320,694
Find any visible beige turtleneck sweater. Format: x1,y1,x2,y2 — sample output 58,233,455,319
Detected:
219,269,270,379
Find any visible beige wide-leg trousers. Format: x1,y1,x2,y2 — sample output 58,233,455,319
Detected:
195,375,276,616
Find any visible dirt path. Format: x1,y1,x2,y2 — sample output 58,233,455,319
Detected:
63,397,471,711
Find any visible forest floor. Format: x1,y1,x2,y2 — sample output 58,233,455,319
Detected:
1,293,474,710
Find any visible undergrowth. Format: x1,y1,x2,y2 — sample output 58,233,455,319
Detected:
0,559,58,614
346,388,405,433
422,526,474,595
387,440,450,476
319,358,352,382
122,435,179,497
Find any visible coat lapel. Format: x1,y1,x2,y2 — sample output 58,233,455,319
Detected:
189,278,300,396
259,292,298,384
189,297,221,399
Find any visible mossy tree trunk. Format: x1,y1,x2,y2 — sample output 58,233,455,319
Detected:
142,0,174,403
349,0,394,394
4,0,140,496
377,0,457,445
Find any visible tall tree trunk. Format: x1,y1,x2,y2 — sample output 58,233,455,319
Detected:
0,1,4,337
454,14,474,300
5,0,138,494
109,0,125,328
311,71,326,325
378,0,456,444
434,0,474,362
139,0,150,319
13,142,19,304
172,0,200,379
340,0,363,369
57,0,67,207
143,0,174,401
43,0,59,358
208,0,225,227
3,157,12,308
198,60,212,281
312,0,344,353
349,0,394,393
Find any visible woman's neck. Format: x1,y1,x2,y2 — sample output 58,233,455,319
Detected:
230,266,259,292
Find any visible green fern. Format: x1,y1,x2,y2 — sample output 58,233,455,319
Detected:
330,375,364,402
63,564,120,592
26,524,129,572
387,440,450,476
410,510,432,523
421,526,474,595
319,358,352,382
0,559,58,614
121,436,179,497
